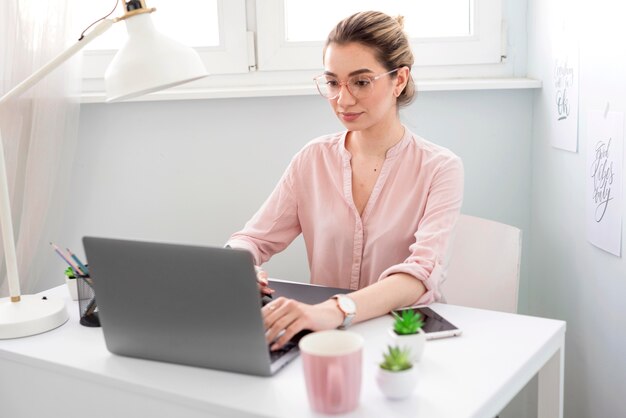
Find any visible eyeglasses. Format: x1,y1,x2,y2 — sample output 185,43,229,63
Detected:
313,68,399,100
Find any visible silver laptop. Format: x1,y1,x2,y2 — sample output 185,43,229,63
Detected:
82,236,348,376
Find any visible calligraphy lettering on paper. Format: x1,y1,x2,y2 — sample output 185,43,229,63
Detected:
590,138,615,222
554,59,574,121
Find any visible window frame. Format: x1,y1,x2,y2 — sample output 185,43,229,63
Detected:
78,0,527,103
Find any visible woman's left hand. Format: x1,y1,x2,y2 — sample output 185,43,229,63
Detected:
262,297,343,350
255,266,274,296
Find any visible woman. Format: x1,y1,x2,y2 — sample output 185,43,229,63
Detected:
226,11,464,350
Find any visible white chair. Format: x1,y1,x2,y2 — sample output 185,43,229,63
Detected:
442,214,522,313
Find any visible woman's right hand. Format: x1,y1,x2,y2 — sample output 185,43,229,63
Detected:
255,266,274,295
262,298,344,350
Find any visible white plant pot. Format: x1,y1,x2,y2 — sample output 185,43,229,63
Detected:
388,329,426,363
376,366,419,400
65,277,78,301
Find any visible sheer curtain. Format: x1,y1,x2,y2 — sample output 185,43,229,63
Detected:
0,0,81,296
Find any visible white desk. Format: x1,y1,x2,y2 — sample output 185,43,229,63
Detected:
0,286,565,418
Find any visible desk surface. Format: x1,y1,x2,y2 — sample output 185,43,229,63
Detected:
0,285,565,418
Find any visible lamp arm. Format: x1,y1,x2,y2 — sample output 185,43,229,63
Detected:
0,19,113,105
0,19,113,301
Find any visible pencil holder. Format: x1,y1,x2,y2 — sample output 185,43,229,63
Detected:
77,275,100,327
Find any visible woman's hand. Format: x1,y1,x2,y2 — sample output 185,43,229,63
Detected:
255,266,274,296
262,297,344,350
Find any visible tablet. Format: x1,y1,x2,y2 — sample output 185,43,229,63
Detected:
393,306,462,340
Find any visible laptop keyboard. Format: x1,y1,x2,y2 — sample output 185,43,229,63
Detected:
269,340,297,362
268,328,311,362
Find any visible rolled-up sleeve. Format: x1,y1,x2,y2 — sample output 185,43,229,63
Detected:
378,155,464,305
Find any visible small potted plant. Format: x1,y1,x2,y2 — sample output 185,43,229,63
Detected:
64,267,78,300
389,308,425,363
376,345,419,399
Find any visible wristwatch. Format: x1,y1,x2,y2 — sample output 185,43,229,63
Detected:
332,294,356,329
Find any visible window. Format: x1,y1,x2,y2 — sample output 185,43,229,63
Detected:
256,0,502,71
284,1,472,42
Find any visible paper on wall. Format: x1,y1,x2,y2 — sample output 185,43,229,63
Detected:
586,110,624,257
549,10,580,152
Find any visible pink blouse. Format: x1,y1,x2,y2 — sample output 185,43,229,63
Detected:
227,127,464,305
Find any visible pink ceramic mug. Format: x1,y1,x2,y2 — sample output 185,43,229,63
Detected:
299,330,364,415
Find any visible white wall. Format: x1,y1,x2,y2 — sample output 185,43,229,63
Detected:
527,1,626,417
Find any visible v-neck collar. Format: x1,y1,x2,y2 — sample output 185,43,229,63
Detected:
339,127,412,222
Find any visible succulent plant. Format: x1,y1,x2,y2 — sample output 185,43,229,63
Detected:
392,309,424,335
379,345,413,372
64,266,76,279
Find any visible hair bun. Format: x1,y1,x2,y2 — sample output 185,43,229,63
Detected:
395,15,405,29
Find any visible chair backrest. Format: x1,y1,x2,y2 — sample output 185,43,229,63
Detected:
442,214,522,313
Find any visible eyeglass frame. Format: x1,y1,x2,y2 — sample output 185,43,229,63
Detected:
313,68,400,100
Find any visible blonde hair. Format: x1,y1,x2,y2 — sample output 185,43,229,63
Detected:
324,11,416,107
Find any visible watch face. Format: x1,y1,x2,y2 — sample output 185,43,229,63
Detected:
337,295,356,315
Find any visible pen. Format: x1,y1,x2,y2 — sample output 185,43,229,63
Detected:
83,296,97,317
50,242,85,276
66,247,89,275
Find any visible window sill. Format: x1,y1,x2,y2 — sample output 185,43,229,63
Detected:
79,77,542,104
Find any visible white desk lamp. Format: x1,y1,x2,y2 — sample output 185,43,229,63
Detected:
0,0,208,339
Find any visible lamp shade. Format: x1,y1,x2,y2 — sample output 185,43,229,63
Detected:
105,12,208,102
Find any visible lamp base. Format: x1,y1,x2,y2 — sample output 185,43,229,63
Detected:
0,294,68,339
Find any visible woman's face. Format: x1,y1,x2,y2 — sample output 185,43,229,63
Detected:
322,42,406,131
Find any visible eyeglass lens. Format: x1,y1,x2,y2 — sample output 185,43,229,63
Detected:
316,75,376,99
